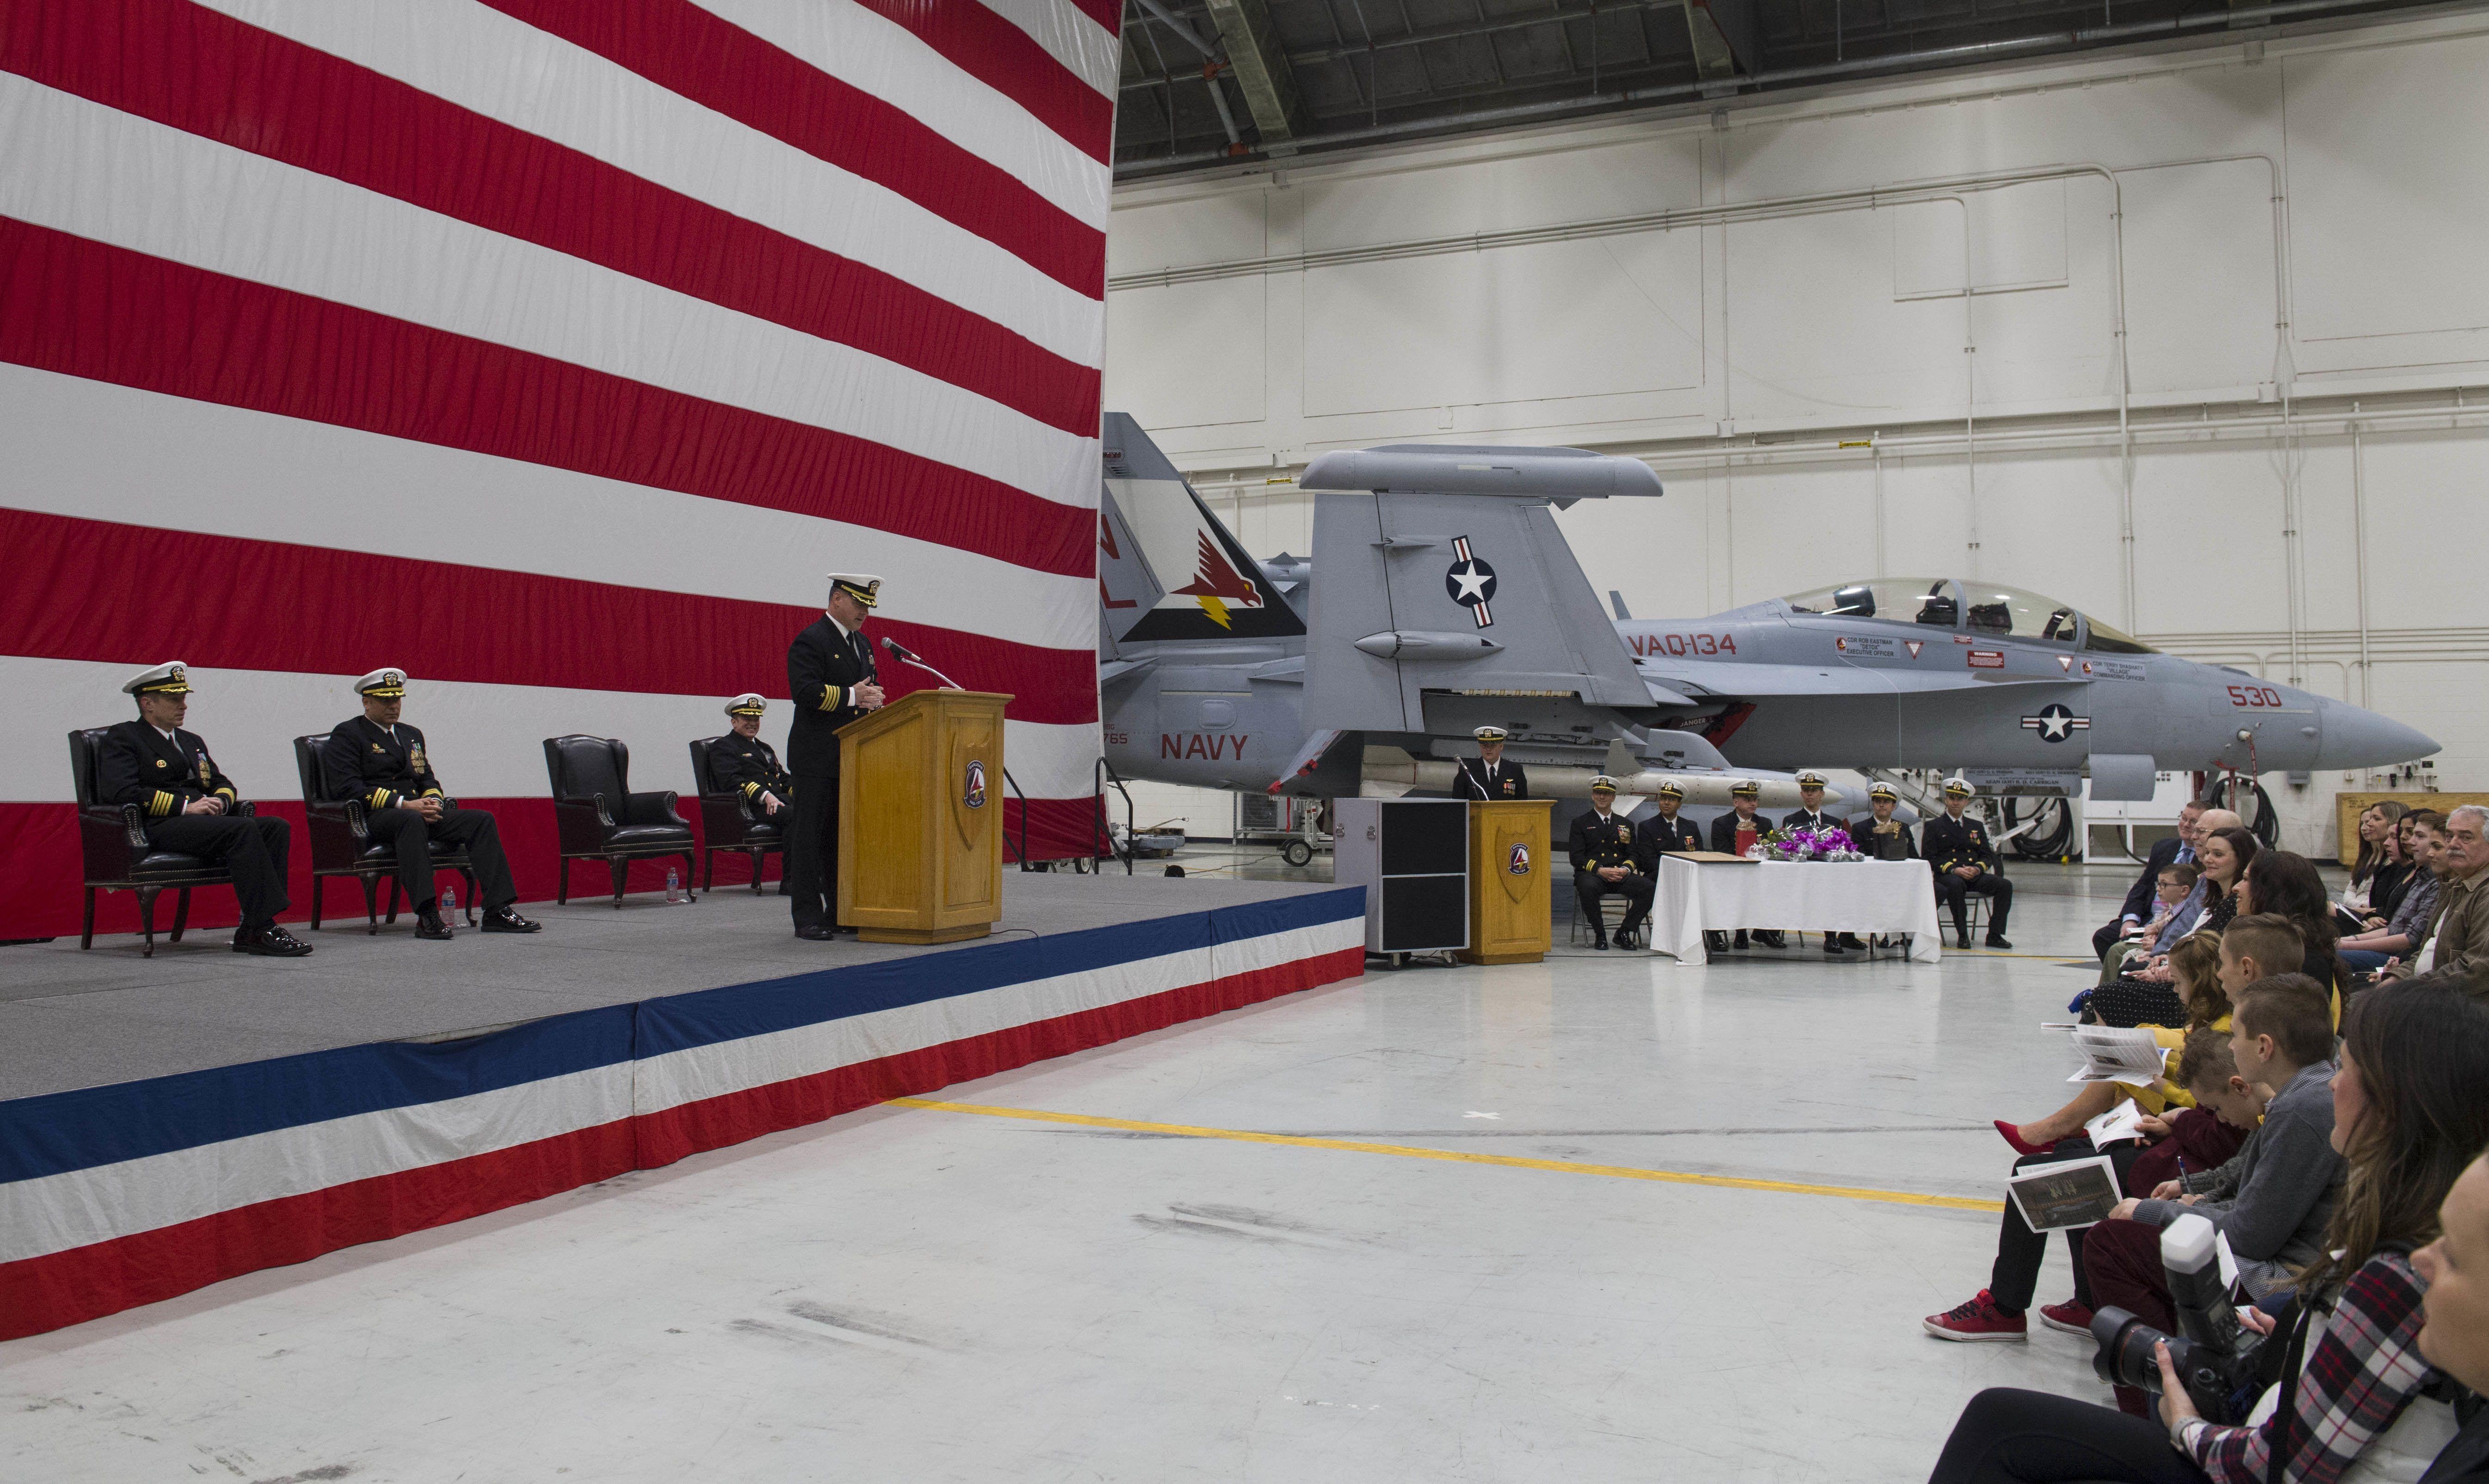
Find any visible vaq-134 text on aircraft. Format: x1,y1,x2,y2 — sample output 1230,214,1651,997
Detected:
1096,414,2437,816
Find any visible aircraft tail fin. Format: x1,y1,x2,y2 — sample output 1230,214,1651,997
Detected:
1610,589,1633,620
1099,413,1304,647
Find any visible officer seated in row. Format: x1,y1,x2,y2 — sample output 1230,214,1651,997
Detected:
1634,778,1703,857
1708,780,1785,950
1453,725,1527,801
1924,776,2014,950
100,663,312,957
1784,770,1866,954
711,693,795,817
320,668,539,942
1569,775,1654,951
1856,782,1916,860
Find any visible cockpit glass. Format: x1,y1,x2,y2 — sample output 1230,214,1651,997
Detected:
1781,578,1966,628
2082,614,2158,655
1962,586,2079,644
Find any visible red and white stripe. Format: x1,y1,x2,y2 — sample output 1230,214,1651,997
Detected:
0,0,1118,928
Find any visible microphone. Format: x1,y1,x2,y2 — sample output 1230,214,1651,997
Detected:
879,635,964,691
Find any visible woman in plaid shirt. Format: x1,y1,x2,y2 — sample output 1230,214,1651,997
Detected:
1927,973,2489,1484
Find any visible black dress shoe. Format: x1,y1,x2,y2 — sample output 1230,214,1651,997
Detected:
232,924,314,957
416,907,454,941
1823,936,1845,954
1955,930,1973,950
1985,934,2015,950
1732,931,1750,950
1615,927,1639,950
481,905,541,933
1838,933,1868,951
1756,931,1786,949
1591,934,1610,950
795,924,837,941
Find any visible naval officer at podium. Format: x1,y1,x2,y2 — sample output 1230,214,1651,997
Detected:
785,572,886,939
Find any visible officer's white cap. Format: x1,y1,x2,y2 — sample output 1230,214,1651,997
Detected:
1796,769,1828,788
353,668,409,698
827,573,883,608
123,661,191,696
1729,778,1761,797
1655,779,1685,799
1943,776,1976,797
1868,782,1899,801
1473,725,1508,742
1588,774,1618,793
725,693,768,717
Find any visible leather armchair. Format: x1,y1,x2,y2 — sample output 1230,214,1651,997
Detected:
543,736,699,908
687,736,785,895
293,736,478,933
71,727,256,957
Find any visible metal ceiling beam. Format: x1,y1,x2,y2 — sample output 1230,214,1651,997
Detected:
1680,0,1762,80
1202,0,1312,151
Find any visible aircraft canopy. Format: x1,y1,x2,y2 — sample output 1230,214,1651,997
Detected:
1779,578,2156,655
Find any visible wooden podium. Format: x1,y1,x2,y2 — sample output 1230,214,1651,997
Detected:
1462,799,1556,965
836,689,1012,944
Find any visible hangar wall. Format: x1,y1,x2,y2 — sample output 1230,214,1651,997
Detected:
1103,10,2489,857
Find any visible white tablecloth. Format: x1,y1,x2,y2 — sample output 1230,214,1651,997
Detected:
1650,857,1943,964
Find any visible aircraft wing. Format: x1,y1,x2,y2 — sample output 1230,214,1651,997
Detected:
1636,658,2081,699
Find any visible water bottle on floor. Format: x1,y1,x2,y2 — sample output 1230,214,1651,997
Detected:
440,887,457,922
665,868,683,904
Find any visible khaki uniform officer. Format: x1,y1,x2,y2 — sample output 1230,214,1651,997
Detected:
1923,776,2014,950
711,694,795,817
1568,776,1654,951
784,573,886,939
1453,725,1528,802
320,668,539,941
97,663,310,957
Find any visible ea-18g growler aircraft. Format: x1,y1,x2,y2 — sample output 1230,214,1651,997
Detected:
1096,414,2437,814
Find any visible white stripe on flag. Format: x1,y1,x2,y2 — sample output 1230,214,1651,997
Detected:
0,366,1099,656
190,0,1107,366
0,660,1103,802
973,0,1124,97
0,77,1098,509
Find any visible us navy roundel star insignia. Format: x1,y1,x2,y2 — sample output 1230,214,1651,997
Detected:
1445,536,1497,629
2020,703,2092,743
1508,841,1531,875
963,758,988,809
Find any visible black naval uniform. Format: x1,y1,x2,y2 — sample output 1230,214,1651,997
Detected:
1453,756,1528,803
320,716,519,910
709,733,795,816
98,720,292,926
1708,810,1785,948
1857,814,1919,863
1635,810,1704,858
1568,806,1654,947
1781,807,1845,835
785,613,878,932
1924,809,2014,946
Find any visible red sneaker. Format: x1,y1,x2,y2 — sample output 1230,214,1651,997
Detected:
2038,1300,2095,1336
1923,1289,2028,1343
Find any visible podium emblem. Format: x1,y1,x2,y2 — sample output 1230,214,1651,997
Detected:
1507,841,1530,875
962,758,988,809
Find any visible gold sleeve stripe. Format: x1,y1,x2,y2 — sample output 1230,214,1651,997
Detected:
741,782,759,798
370,789,393,809
151,790,172,816
215,786,236,799
423,788,444,798
818,685,842,712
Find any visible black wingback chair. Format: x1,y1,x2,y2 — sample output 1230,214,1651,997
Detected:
543,736,699,908
687,736,785,894
70,727,257,957
293,735,478,932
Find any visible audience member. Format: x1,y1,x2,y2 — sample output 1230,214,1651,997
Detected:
2093,861,2198,992
1926,973,2489,1484
2116,823,2256,987
2387,804,2489,993
2338,800,2411,933
2094,799,2209,959
2412,1148,2489,1482
2342,809,2445,975
2000,933,2230,1154
2238,852,2344,994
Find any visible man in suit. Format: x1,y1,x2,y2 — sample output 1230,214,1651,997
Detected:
98,663,310,957
785,573,886,939
1569,776,1653,951
1925,776,2014,950
320,668,538,941
1783,770,1865,952
2090,799,2207,958
710,693,794,818
1708,780,1784,948
1453,725,1527,802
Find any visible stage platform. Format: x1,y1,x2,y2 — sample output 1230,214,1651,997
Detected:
0,874,1367,1340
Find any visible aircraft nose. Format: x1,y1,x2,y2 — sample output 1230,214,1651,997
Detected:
2314,696,2439,770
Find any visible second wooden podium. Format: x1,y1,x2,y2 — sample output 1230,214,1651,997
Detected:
1463,799,1556,964
836,688,1012,944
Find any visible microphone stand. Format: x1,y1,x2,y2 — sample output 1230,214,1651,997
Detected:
881,639,964,691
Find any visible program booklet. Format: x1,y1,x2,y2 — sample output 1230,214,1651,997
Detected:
2065,1026,2170,1088
2005,1154,2125,1233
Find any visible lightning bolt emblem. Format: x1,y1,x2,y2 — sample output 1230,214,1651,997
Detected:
1199,596,1232,628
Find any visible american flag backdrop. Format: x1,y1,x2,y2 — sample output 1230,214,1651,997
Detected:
0,0,1118,937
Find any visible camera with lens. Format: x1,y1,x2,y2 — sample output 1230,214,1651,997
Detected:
2091,1214,2271,1424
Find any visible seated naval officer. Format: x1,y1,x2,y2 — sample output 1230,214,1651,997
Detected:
99,663,311,957
1708,780,1785,949
785,572,886,940
711,694,794,818
1857,783,1917,862
1637,780,1722,954
1784,771,1865,953
320,668,539,941
1453,725,1527,802
1568,776,1654,951
1924,776,2014,950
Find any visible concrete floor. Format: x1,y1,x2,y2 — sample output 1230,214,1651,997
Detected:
4,860,2156,1483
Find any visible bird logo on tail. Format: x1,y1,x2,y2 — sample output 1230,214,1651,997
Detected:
1171,531,1264,629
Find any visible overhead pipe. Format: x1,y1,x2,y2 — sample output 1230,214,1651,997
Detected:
1132,0,1252,155
1116,0,2449,174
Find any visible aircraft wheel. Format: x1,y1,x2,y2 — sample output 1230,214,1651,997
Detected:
1281,839,1315,867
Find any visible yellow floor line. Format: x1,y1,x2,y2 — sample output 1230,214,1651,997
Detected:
888,1098,2004,1214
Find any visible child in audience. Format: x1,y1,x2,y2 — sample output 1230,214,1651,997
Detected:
1929,1021,2263,1343
1926,973,2489,1484
2098,863,2201,985
1997,932,2230,1154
